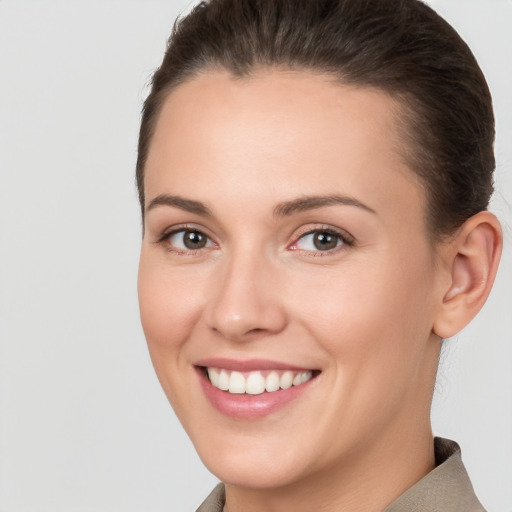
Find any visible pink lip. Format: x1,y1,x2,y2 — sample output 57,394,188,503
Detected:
194,361,318,420
195,357,310,372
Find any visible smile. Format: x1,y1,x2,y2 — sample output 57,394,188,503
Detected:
196,359,320,419
207,367,314,395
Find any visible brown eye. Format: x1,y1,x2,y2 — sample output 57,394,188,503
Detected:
167,229,214,252
312,232,339,251
183,230,207,249
292,229,351,253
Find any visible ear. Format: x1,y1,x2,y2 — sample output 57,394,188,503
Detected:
433,211,503,339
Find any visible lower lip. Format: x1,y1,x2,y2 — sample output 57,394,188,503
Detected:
197,368,317,420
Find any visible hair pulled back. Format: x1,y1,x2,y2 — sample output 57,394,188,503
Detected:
136,0,495,239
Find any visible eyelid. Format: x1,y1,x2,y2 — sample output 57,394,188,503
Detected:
288,224,355,253
152,222,354,255
154,223,218,253
154,223,197,242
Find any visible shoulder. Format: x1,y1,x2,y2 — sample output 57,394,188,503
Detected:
384,437,486,512
196,483,225,512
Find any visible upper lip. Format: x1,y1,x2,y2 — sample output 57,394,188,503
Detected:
195,358,314,372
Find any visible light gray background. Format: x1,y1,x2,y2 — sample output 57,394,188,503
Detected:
0,1,510,511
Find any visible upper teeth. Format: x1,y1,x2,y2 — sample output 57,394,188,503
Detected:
207,368,313,395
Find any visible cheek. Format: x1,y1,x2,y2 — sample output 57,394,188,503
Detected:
287,249,437,373
137,252,212,424
137,252,203,368
281,252,438,449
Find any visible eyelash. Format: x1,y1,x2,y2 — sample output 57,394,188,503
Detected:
288,226,355,256
155,224,217,255
155,224,355,256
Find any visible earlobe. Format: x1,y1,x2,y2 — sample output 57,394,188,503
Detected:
433,211,502,339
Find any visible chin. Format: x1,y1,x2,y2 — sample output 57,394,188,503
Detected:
199,447,306,489
186,416,331,490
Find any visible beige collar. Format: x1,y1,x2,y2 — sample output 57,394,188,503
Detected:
196,438,485,512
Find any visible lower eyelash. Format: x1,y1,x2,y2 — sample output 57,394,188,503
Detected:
152,225,354,256
294,227,355,252
153,226,209,254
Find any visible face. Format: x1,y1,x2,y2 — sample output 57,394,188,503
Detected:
138,70,444,490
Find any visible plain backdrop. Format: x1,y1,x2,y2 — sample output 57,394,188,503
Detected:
0,1,511,511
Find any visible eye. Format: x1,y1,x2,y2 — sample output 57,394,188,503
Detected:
166,229,215,252
291,228,352,253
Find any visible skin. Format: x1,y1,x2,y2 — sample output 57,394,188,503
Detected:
137,70,502,512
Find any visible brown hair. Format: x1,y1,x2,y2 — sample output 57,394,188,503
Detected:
136,0,495,238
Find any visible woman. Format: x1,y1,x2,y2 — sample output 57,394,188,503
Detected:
136,0,502,510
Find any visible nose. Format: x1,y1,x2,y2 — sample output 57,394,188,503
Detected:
204,250,287,342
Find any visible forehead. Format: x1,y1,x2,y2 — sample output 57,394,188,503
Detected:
144,69,425,225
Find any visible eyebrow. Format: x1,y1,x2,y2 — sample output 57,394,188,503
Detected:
273,195,376,217
146,194,212,216
145,193,376,218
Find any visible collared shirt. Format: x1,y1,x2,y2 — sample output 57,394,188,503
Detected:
196,438,485,512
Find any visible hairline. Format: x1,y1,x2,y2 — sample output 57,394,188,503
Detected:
138,64,455,245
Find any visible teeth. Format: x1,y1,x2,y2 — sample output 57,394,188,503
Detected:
301,371,313,383
207,368,314,395
208,368,220,387
246,372,266,395
280,371,293,389
265,371,280,392
218,370,229,391
228,371,246,394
